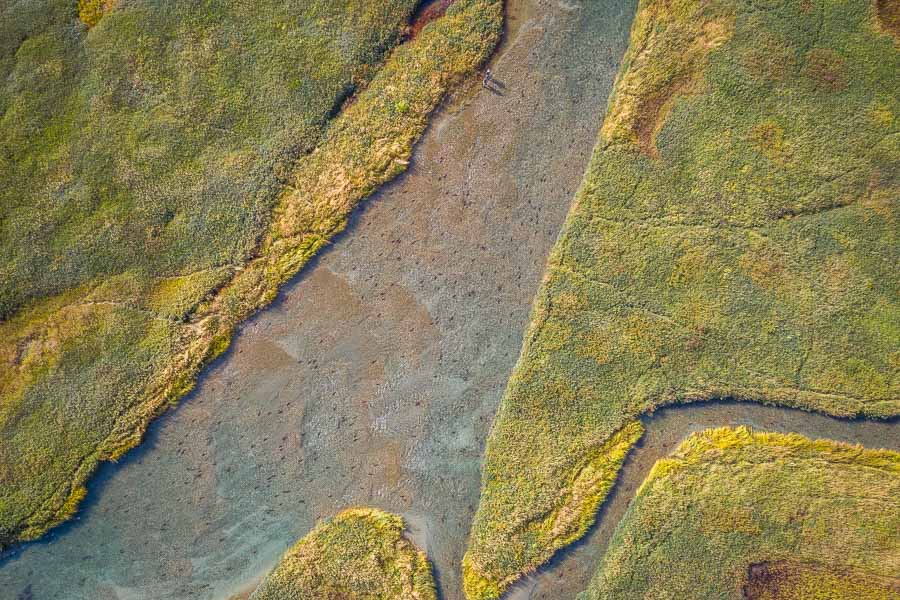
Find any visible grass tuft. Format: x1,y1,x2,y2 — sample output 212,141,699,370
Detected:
77,0,117,27
250,508,437,600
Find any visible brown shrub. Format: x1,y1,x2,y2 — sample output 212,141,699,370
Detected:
803,48,848,92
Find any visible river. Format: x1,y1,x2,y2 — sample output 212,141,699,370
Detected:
0,1,636,598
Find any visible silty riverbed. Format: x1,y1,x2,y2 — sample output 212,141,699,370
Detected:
1,1,636,598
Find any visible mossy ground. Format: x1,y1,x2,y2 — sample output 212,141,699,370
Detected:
578,427,900,599
250,508,436,600
0,0,502,548
464,0,899,596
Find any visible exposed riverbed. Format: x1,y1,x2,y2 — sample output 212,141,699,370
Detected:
0,1,636,598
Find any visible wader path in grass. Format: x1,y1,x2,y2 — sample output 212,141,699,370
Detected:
464,0,900,597
0,1,636,598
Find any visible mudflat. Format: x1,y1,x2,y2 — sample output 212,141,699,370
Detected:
0,1,635,598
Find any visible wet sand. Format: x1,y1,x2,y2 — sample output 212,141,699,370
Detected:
0,2,636,599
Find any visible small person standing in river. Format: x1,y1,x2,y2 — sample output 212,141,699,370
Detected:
483,68,492,89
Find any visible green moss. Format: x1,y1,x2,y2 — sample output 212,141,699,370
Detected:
578,427,900,599
251,508,437,600
0,0,502,548
1,0,419,320
465,0,899,596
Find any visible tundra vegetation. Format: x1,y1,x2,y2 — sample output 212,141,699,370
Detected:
250,508,436,600
579,427,900,600
464,0,899,596
0,0,502,548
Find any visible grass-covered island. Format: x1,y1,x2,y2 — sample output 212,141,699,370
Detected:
250,508,436,600
464,0,899,596
579,427,900,599
0,0,502,548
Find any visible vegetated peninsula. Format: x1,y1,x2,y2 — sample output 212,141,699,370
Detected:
579,427,900,600
464,0,899,597
250,508,436,600
0,0,501,548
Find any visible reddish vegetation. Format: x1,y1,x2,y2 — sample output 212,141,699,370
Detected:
743,562,900,599
743,563,783,599
410,0,456,39
632,76,692,157
803,48,848,92
876,0,900,40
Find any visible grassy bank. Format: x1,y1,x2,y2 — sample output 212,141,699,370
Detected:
579,427,900,599
251,508,436,600
0,0,502,548
464,0,899,596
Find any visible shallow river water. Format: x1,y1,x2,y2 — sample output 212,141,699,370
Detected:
4,2,897,599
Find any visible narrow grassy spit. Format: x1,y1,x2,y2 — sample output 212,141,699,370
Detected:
0,0,502,548
464,0,899,596
578,427,900,599
251,508,436,600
